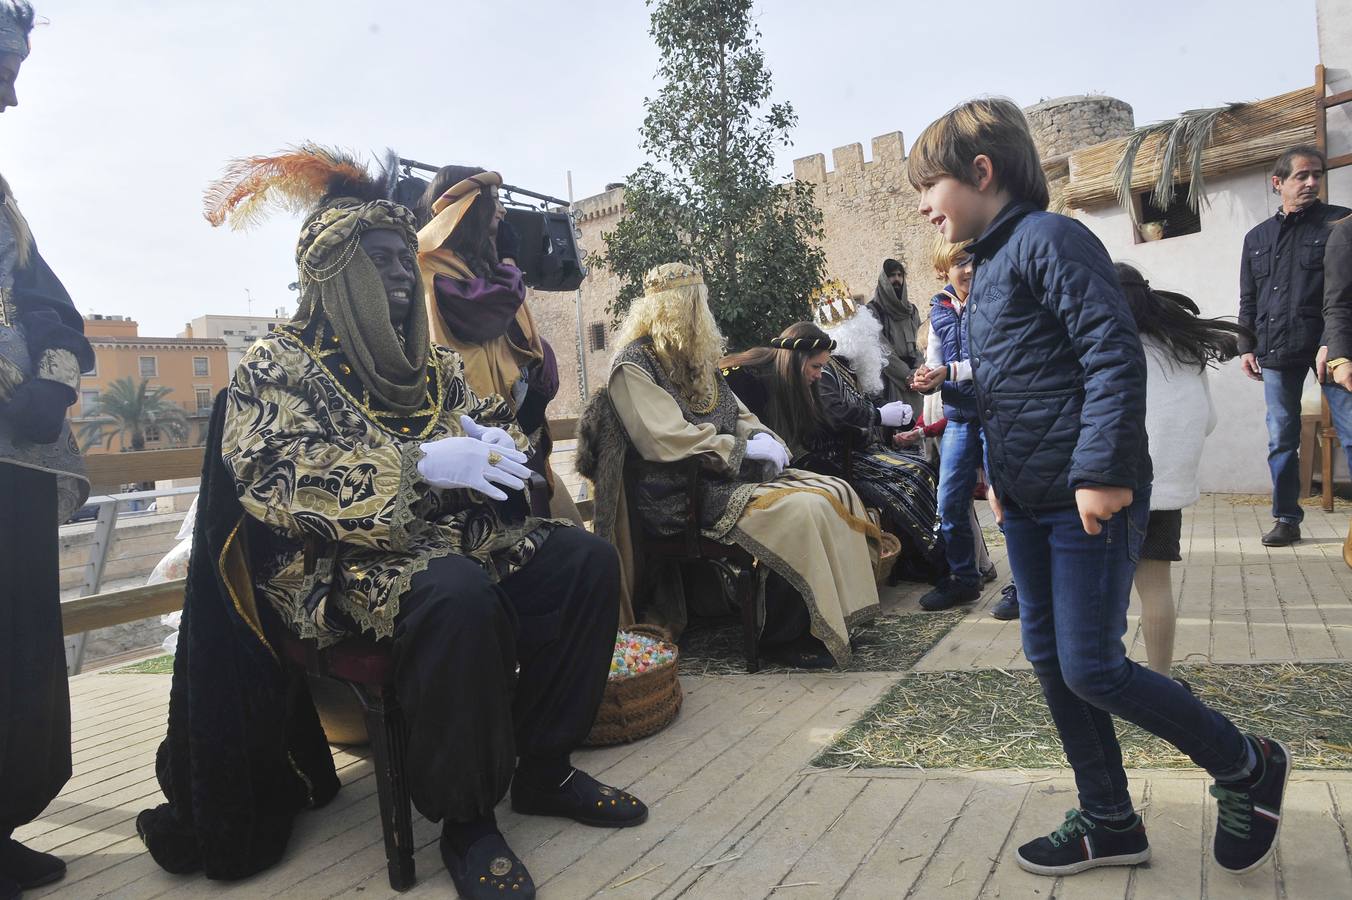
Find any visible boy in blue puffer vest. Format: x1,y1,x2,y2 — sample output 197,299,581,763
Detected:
907,97,1289,878
912,236,1019,619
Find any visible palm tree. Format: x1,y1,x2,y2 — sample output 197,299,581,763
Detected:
78,377,190,452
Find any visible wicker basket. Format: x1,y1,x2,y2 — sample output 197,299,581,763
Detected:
584,624,683,747
875,531,901,585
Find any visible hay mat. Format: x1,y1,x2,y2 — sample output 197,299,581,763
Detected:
816,663,1352,770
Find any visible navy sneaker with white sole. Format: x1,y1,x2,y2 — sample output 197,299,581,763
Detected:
1015,809,1151,876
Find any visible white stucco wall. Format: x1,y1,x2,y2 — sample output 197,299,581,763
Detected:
1318,0,1352,93
1320,0,1352,194
1076,167,1290,494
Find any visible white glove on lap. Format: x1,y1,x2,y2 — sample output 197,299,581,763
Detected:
417,435,531,501
459,414,517,451
879,401,914,428
745,433,789,476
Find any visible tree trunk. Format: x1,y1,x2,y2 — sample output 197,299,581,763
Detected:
714,27,737,304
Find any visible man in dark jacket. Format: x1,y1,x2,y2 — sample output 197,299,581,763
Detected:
1323,216,1352,391
1237,146,1352,546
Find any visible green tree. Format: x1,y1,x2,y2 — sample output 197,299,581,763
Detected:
78,377,189,452
597,0,825,351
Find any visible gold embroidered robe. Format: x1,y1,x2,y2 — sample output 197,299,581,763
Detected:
221,325,558,647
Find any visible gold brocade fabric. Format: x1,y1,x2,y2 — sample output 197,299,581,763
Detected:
221,329,560,647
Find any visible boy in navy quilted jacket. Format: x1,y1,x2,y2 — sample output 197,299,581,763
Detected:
907,98,1289,879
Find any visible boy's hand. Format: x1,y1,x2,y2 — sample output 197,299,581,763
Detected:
1075,486,1133,535
1240,353,1263,382
987,489,1003,526
912,365,947,394
893,427,923,448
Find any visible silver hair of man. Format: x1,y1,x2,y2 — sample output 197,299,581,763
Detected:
823,311,889,396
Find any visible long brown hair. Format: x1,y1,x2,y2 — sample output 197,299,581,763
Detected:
720,322,830,449
1115,263,1248,370
418,164,498,278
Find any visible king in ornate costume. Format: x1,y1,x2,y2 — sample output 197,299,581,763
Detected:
578,263,881,669
137,147,645,900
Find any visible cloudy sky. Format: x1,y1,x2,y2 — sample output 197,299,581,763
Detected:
0,0,1319,335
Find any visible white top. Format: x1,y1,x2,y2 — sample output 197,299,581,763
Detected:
1141,335,1217,511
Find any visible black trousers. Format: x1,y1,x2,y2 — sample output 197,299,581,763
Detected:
0,464,70,837
393,527,619,824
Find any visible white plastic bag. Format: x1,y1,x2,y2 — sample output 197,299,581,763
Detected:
148,538,192,584
175,496,199,542
161,611,182,655
150,536,192,655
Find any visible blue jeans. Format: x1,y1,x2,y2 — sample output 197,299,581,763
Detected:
937,420,983,587
1263,367,1352,524
1004,494,1250,819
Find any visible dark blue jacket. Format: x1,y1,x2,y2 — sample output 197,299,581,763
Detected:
928,287,977,423
966,201,1152,512
1238,200,1351,370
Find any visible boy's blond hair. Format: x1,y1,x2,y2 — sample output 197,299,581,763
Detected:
907,97,1050,211
930,233,973,279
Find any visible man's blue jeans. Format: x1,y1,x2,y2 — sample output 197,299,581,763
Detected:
1263,367,1352,524
1004,494,1250,819
937,420,983,588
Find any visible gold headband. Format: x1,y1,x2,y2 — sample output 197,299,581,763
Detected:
643,272,705,295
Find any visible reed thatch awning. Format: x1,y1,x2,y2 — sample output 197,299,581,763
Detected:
1065,86,1317,209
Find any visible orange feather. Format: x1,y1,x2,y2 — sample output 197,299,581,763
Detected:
203,144,375,230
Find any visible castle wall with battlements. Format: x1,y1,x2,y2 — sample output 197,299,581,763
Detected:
534,96,1135,418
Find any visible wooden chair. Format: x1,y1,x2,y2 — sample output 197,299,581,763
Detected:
278,633,416,892
633,459,763,673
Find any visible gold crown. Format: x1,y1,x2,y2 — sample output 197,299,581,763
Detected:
643,267,706,295
811,278,860,326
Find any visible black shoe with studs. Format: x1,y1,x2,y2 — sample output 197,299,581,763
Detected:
511,768,649,828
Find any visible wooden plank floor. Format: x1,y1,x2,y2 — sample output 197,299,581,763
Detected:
20,493,1352,898
19,671,1352,899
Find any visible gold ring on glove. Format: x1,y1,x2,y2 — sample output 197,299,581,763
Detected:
487,450,503,466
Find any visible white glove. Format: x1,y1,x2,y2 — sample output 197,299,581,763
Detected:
459,414,517,451
417,435,531,501
879,401,914,428
745,433,789,476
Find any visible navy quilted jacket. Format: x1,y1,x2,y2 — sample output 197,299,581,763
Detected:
965,201,1152,511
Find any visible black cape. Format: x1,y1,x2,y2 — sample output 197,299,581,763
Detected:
137,392,340,880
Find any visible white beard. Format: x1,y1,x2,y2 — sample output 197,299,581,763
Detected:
825,312,888,395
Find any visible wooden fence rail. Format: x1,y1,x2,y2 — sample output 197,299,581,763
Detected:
62,417,589,639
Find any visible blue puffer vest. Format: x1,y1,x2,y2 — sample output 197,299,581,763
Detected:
928,287,977,423
965,201,1152,512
